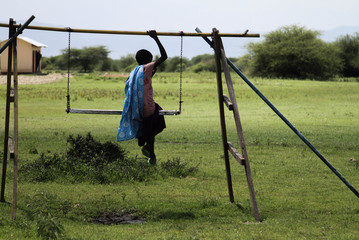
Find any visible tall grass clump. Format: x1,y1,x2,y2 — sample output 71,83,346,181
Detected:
20,133,198,184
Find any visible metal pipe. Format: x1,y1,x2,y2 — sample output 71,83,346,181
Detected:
196,28,359,199
228,59,359,199
0,23,259,38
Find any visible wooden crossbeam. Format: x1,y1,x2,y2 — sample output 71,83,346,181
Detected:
0,23,260,38
69,108,180,116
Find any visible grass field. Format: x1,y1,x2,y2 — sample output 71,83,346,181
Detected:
0,72,358,239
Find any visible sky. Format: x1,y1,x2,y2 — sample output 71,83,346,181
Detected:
1,0,359,58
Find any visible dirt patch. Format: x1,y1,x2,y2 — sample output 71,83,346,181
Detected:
101,73,129,78
90,212,145,225
0,73,67,85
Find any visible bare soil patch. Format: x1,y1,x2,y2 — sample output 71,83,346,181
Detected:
0,73,67,85
101,73,129,78
90,212,145,225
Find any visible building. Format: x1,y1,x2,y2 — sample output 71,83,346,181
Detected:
0,36,47,74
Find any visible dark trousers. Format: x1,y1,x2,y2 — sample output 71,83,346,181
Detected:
138,103,166,157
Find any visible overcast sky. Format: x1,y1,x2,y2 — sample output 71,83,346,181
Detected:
2,0,358,32
1,0,359,58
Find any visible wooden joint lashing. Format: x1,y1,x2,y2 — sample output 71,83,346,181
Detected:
8,136,14,159
227,142,245,165
9,88,15,102
223,94,233,111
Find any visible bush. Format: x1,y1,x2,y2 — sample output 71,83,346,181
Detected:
21,133,198,184
160,157,199,178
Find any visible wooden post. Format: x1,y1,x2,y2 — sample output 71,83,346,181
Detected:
12,33,19,219
1,19,15,203
212,29,234,203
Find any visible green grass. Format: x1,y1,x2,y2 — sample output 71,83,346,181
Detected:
0,72,358,239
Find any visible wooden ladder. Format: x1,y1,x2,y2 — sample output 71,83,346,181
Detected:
212,28,260,222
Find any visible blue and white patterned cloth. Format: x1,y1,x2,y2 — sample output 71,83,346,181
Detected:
117,65,144,141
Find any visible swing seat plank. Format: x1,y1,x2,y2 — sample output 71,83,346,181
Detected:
69,108,180,116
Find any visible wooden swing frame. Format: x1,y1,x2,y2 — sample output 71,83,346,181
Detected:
1,16,263,221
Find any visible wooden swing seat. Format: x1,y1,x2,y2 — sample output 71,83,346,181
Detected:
68,108,180,115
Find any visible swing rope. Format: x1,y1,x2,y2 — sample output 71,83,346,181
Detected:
179,31,184,113
66,28,72,113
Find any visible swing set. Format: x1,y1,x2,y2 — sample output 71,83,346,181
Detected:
1,16,358,222
64,29,184,116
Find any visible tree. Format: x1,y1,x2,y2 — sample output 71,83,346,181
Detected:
189,54,216,72
335,33,359,77
164,56,189,72
42,56,62,70
62,46,110,72
247,25,342,79
117,54,137,72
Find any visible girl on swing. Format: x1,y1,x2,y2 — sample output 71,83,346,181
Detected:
117,30,167,165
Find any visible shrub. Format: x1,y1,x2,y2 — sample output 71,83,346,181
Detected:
21,133,198,184
160,157,199,178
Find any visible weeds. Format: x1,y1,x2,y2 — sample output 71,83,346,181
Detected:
348,158,359,169
23,192,68,239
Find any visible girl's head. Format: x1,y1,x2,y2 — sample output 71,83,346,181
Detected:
136,49,153,65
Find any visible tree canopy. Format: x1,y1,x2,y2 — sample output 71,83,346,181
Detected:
247,25,343,79
335,33,359,77
43,46,115,73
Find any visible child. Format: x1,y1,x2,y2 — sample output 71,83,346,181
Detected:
117,30,167,165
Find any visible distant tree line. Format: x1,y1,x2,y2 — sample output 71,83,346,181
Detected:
42,25,359,80
243,25,359,79
42,48,217,74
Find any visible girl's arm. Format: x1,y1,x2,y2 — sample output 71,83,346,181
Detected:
148,30,167,69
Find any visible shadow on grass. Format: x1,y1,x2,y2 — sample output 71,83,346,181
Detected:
235,202,267,222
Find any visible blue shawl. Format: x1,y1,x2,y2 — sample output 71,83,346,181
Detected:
117,65,144,141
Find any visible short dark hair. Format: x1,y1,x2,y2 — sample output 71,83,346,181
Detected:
136,49,153,65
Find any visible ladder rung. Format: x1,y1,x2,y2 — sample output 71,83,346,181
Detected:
223,95,233,111
227,142,245,165
68,108,180,116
